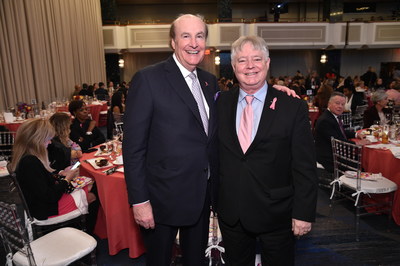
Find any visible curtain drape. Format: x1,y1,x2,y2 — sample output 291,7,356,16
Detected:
0,0,106,110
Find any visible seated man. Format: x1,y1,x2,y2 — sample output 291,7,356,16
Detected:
314,92,366,173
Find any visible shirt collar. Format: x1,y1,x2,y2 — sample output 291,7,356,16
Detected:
239,81,268,103
173,54,197,78
328,108,340,119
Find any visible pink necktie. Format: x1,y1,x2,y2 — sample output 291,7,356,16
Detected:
238,95,254,153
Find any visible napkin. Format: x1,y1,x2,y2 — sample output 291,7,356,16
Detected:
3,112,14,123
366,144,400,159
389,147,400,159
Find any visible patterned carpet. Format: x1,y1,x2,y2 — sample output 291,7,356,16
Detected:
2,185,400,265
295,189,400,266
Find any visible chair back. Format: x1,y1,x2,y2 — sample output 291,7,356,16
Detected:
352,104,369,130
331,137,363,190
0,201,36,266
115,122,124,135
354,104,368,116
0,131,15,162
340,112,353,130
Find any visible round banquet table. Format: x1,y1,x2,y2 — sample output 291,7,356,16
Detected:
354,139,400,224
80,150,145,258
0,121,25,133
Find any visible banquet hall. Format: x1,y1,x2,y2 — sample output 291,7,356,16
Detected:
1,0,400,265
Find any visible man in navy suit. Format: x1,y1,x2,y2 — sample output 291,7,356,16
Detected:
217,35,318,265
123,14,218,265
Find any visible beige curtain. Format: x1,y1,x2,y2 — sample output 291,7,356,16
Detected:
0,0,106,110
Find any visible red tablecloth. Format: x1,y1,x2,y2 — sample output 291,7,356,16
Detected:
80,151,145,258
362,144,400,224
57,102,108,126
354,138,400,224
0,121,25,132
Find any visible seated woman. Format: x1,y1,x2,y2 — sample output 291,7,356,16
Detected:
107,91,125,139
111,91,125,123
68,100,105,151
9,119,96,221
363,90,390,128
343,86,365,114
48,112,82,172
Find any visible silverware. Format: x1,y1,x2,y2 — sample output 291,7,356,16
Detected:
104,166,118,175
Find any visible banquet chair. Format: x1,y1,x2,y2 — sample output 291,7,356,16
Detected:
329,137,397,241
6,172,88,239
0,201,97,266
316,162,333,190
352,104,368,130
114,122,124,135
340,112,353,131
0,131,15,162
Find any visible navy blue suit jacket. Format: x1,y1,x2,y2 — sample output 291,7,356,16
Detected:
314,110,356,173
123,56,218,226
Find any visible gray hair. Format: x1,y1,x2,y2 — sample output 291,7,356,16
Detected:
231,35,269,62
328,91,345,103
371,89,388,104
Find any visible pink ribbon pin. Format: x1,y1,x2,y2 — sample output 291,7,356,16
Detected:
270,97,277,110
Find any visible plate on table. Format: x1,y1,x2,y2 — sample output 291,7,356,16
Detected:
94,145,113,156
86,158,113,170
71,176,93,188
344,171,381,181
112,155,123,165
116,167,124,173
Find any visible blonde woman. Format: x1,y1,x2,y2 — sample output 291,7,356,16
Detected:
48,112,82,171
9,119,95,220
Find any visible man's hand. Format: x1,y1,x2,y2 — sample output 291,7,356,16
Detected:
133,201,155,229
273,84,300,99
292,218,312,236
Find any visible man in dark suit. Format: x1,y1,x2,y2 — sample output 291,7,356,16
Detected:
122,14,219,266
217,35,318,265
315,92,366,173
94,82,108,101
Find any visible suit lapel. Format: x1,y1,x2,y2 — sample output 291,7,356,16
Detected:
246,87,278,153
164,57,206,136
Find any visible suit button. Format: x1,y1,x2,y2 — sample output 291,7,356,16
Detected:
241,157,246,162
203,168,208,173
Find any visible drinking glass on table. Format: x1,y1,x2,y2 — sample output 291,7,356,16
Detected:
382,125,390,144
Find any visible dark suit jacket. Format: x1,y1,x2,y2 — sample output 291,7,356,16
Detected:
217,87,318,233
314,110,356,173
123,56,218,226
363,105,391,128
